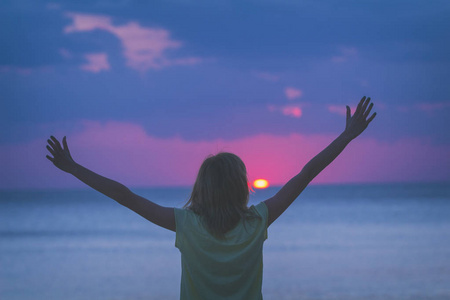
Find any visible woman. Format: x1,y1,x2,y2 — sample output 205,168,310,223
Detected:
46,97,376,299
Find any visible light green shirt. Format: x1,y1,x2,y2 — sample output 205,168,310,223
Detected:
174,202,268,300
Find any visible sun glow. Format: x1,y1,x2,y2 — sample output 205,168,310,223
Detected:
253,179,269,189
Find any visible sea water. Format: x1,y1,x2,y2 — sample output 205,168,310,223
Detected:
1,183,449,300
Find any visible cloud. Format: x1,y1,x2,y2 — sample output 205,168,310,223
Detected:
397,102,450,114
268,105,303,118
284,87,303,100
80,53,110,73
331,46,358,63
328,105,356,116
328,105,345,116
64,12,202,72
253,71,280,82
281,105,302,118
2,121,449,189
416,102,450,113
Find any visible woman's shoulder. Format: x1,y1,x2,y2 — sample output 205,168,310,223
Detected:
174,207,197,220
249,201,268,219
174,207,203,230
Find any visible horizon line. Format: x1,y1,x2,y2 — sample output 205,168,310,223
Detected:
1,180,448,193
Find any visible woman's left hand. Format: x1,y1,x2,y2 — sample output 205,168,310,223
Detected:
344,96,376,140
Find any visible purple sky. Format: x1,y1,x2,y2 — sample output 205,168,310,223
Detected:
1,1,449,188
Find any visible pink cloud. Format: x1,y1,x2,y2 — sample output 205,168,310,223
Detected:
281,105,302,118
268,105,303,118
284,87,303,100
2,121,449,189
80,53,110,73
64,12,202,72
416,102,450,113
64,13,111,32
328,105,356,116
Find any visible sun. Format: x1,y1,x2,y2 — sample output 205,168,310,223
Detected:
253,179,269,189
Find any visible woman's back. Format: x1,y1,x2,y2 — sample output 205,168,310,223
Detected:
174,202,268,300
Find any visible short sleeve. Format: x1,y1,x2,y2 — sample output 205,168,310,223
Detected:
174,208,187,249
252,202,269,240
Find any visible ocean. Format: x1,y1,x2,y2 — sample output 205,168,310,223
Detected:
1,183,449,300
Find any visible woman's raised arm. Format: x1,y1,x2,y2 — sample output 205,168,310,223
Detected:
46,136,175,231
264,96,376,226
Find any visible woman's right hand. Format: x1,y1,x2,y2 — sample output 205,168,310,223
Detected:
46,136,77,174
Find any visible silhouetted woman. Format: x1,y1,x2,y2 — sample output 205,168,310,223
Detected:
46,97,376,299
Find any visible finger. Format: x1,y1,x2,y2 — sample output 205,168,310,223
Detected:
62,136,71,154
355,96,366,115
346,105,351,120
50,136,63,152
367,112,377,124
46,155,54,162
46,145,56,156
364,102,374,119
361,97,370,115
47,139,56,151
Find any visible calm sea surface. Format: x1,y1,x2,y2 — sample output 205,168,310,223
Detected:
1,183,449,300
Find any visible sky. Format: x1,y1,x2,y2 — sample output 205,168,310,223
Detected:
1,0,449,189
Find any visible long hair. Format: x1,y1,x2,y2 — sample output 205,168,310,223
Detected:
184,152,253,237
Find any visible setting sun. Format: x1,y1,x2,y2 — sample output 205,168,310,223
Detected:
253,179,269,189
